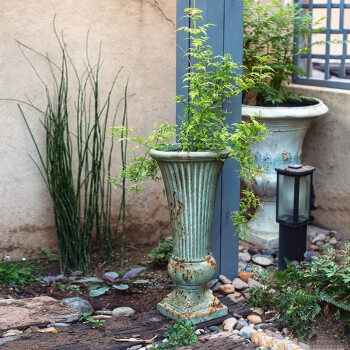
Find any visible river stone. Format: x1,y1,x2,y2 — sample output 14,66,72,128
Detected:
310,244,319,251
238,270,254,282
232,278,249,291
207,278,218,289
250,307,264,315
329,237,337,245
247,315,262,324
239,252,252,262
212,281,223,292
252,255,273,267
112,307,135,317
247,278,262,288
219,275,232,284
239,245,244,252
129,345,143,350
238,262,248,271
239,326,257,339
227,294,245,303
312,233,326,243
219,284,235,295
316,240,325,247
61,297,93,314
236,319,248,330
262,249,277,257
223,317,238,331
255,323,270,330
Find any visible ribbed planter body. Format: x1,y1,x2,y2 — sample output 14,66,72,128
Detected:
149,147,229,324
242,98,328,248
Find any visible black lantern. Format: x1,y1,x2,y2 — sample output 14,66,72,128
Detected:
275,164,315,270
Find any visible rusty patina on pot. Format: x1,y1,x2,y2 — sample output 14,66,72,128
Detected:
149,146,229,324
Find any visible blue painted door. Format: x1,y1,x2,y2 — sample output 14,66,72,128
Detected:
176,0,243,278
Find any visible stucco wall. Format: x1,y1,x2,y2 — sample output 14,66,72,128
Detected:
291,84,350,240
0,0,176,258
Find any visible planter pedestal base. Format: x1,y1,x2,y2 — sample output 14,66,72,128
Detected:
157,286,227,324
244,201,279,249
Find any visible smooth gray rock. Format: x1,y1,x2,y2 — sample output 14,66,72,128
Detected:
61,297,93,314
239,326,257,339
207,279,218,289
235,319,248,331
219,275,232,284
129,345,143,350
212,281,223,292
52,323,71,327
252,255,273,267
255,323,270,330
247,278,262,288
262,249,277,258
232,278,249,291
329,237,337,245
238,262,247,271
223,317,238,331
112,306,135,317
239,252,252,262
312,233,326,243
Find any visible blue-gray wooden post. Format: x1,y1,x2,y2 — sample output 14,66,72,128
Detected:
176,0,243,279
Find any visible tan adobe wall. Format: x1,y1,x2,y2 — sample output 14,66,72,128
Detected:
0,0,176,259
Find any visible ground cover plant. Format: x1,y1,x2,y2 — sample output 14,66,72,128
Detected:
0,255,39,286
149,238,173,266
17,26,129,272
150,319,198,349
246,244,350,339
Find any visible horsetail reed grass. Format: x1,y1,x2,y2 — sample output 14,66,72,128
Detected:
18,28,128,272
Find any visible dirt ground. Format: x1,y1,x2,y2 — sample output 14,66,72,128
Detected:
0,241,349,349
0,243,172,314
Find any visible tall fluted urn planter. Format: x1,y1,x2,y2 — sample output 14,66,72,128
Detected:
241,98,328,249
149,146,229,324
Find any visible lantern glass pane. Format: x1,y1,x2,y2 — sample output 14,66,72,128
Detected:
277,174,295,222
298,174,311,221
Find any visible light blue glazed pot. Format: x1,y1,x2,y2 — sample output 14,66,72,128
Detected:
149,146,230,324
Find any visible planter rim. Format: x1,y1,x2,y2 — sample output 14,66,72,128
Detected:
242,97,328,119
149,144,231,162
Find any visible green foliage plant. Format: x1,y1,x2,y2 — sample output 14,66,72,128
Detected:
150,319,198,349
149,238,173,266
17,27,128,272
246,244,350,339
243,0,326,106
0,255,38,286
111,4,269,235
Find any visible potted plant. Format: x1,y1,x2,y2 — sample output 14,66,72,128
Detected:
241,0,328,248
111,6,266,323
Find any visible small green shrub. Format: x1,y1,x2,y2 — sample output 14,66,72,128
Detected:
0,256,38,286
149,239,173,266
151,319,197,349
246,244,350,339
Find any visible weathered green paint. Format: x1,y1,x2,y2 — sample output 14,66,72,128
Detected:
149,147,229,324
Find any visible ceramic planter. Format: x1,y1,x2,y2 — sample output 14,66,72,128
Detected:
241,98,328,248
149,146,229,324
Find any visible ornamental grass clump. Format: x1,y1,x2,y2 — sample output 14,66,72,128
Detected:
111,5,269,234
18,27,129,272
